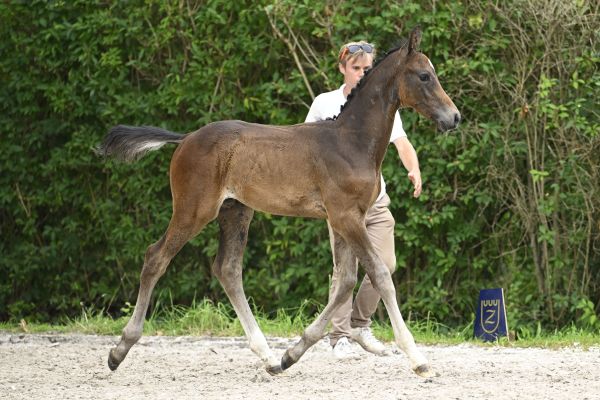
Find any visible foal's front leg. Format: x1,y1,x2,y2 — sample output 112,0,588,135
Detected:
338,217,434,377
277,230,358,371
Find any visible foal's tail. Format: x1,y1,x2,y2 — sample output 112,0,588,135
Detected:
96,125,185,163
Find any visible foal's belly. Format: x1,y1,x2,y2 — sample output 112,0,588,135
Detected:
225,184,327,219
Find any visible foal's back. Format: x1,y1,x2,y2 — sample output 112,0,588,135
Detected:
171,119,363,218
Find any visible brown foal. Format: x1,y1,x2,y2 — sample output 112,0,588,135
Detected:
98,27,460,378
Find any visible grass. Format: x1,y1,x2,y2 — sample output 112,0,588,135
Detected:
371,315,600,350
1,300,599,349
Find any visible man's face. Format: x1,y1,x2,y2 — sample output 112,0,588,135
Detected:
339,54,373,90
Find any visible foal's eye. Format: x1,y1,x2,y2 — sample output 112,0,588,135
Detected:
419,73,430,82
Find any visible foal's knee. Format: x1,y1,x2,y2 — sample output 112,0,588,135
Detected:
211,253,242,287
212,264,241,285
369,267,395,296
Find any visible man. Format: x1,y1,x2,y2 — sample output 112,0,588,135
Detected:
305,41,422,359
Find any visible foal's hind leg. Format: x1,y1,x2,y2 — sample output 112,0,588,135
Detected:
278,228,358,371
108,209,213,371
212,200,280,373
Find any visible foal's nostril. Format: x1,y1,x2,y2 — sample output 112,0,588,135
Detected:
454,113,461,126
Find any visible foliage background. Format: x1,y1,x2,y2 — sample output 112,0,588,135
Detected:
1,0,598,333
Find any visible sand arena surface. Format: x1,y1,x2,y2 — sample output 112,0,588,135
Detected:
0,333,598,400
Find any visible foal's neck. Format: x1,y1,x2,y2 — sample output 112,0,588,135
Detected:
336,50,404,167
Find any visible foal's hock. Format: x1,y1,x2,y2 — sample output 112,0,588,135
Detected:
98,27,460,378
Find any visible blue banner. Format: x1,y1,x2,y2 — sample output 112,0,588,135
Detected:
474,288,509,341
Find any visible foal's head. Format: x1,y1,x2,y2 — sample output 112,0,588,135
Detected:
398,28,461,132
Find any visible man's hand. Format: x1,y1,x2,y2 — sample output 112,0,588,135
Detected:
408,169,422,198
393,137,422,198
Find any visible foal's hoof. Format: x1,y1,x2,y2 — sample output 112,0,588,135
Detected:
265,351,296,375
413,364,437,378
265,364,283,376
107,349,121,371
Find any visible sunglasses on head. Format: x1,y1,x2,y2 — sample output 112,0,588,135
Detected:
347,43,374,54
339,43,374,62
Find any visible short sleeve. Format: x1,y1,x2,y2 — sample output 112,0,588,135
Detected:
389,111,407,142
305,96,324,122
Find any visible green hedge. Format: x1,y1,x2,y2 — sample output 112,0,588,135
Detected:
1,0,598,330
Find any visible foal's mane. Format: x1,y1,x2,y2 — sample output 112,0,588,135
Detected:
333,38,409,120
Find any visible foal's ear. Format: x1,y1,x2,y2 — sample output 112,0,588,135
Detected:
408,26,422,54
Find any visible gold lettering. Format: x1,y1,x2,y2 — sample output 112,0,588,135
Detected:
480,298,501,334
482,299,499,307
484,309,496,326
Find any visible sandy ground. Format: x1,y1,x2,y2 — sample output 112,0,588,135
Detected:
0,333,599,400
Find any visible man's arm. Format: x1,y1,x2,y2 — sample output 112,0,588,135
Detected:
393,137,422,198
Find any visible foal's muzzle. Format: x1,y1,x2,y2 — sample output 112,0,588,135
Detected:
437,110,461,132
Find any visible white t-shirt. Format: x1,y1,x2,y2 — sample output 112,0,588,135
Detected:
305,84,406,201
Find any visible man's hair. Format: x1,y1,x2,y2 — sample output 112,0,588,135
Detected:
338,40,377,66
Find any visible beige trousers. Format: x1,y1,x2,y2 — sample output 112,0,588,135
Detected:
327,193,396,347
